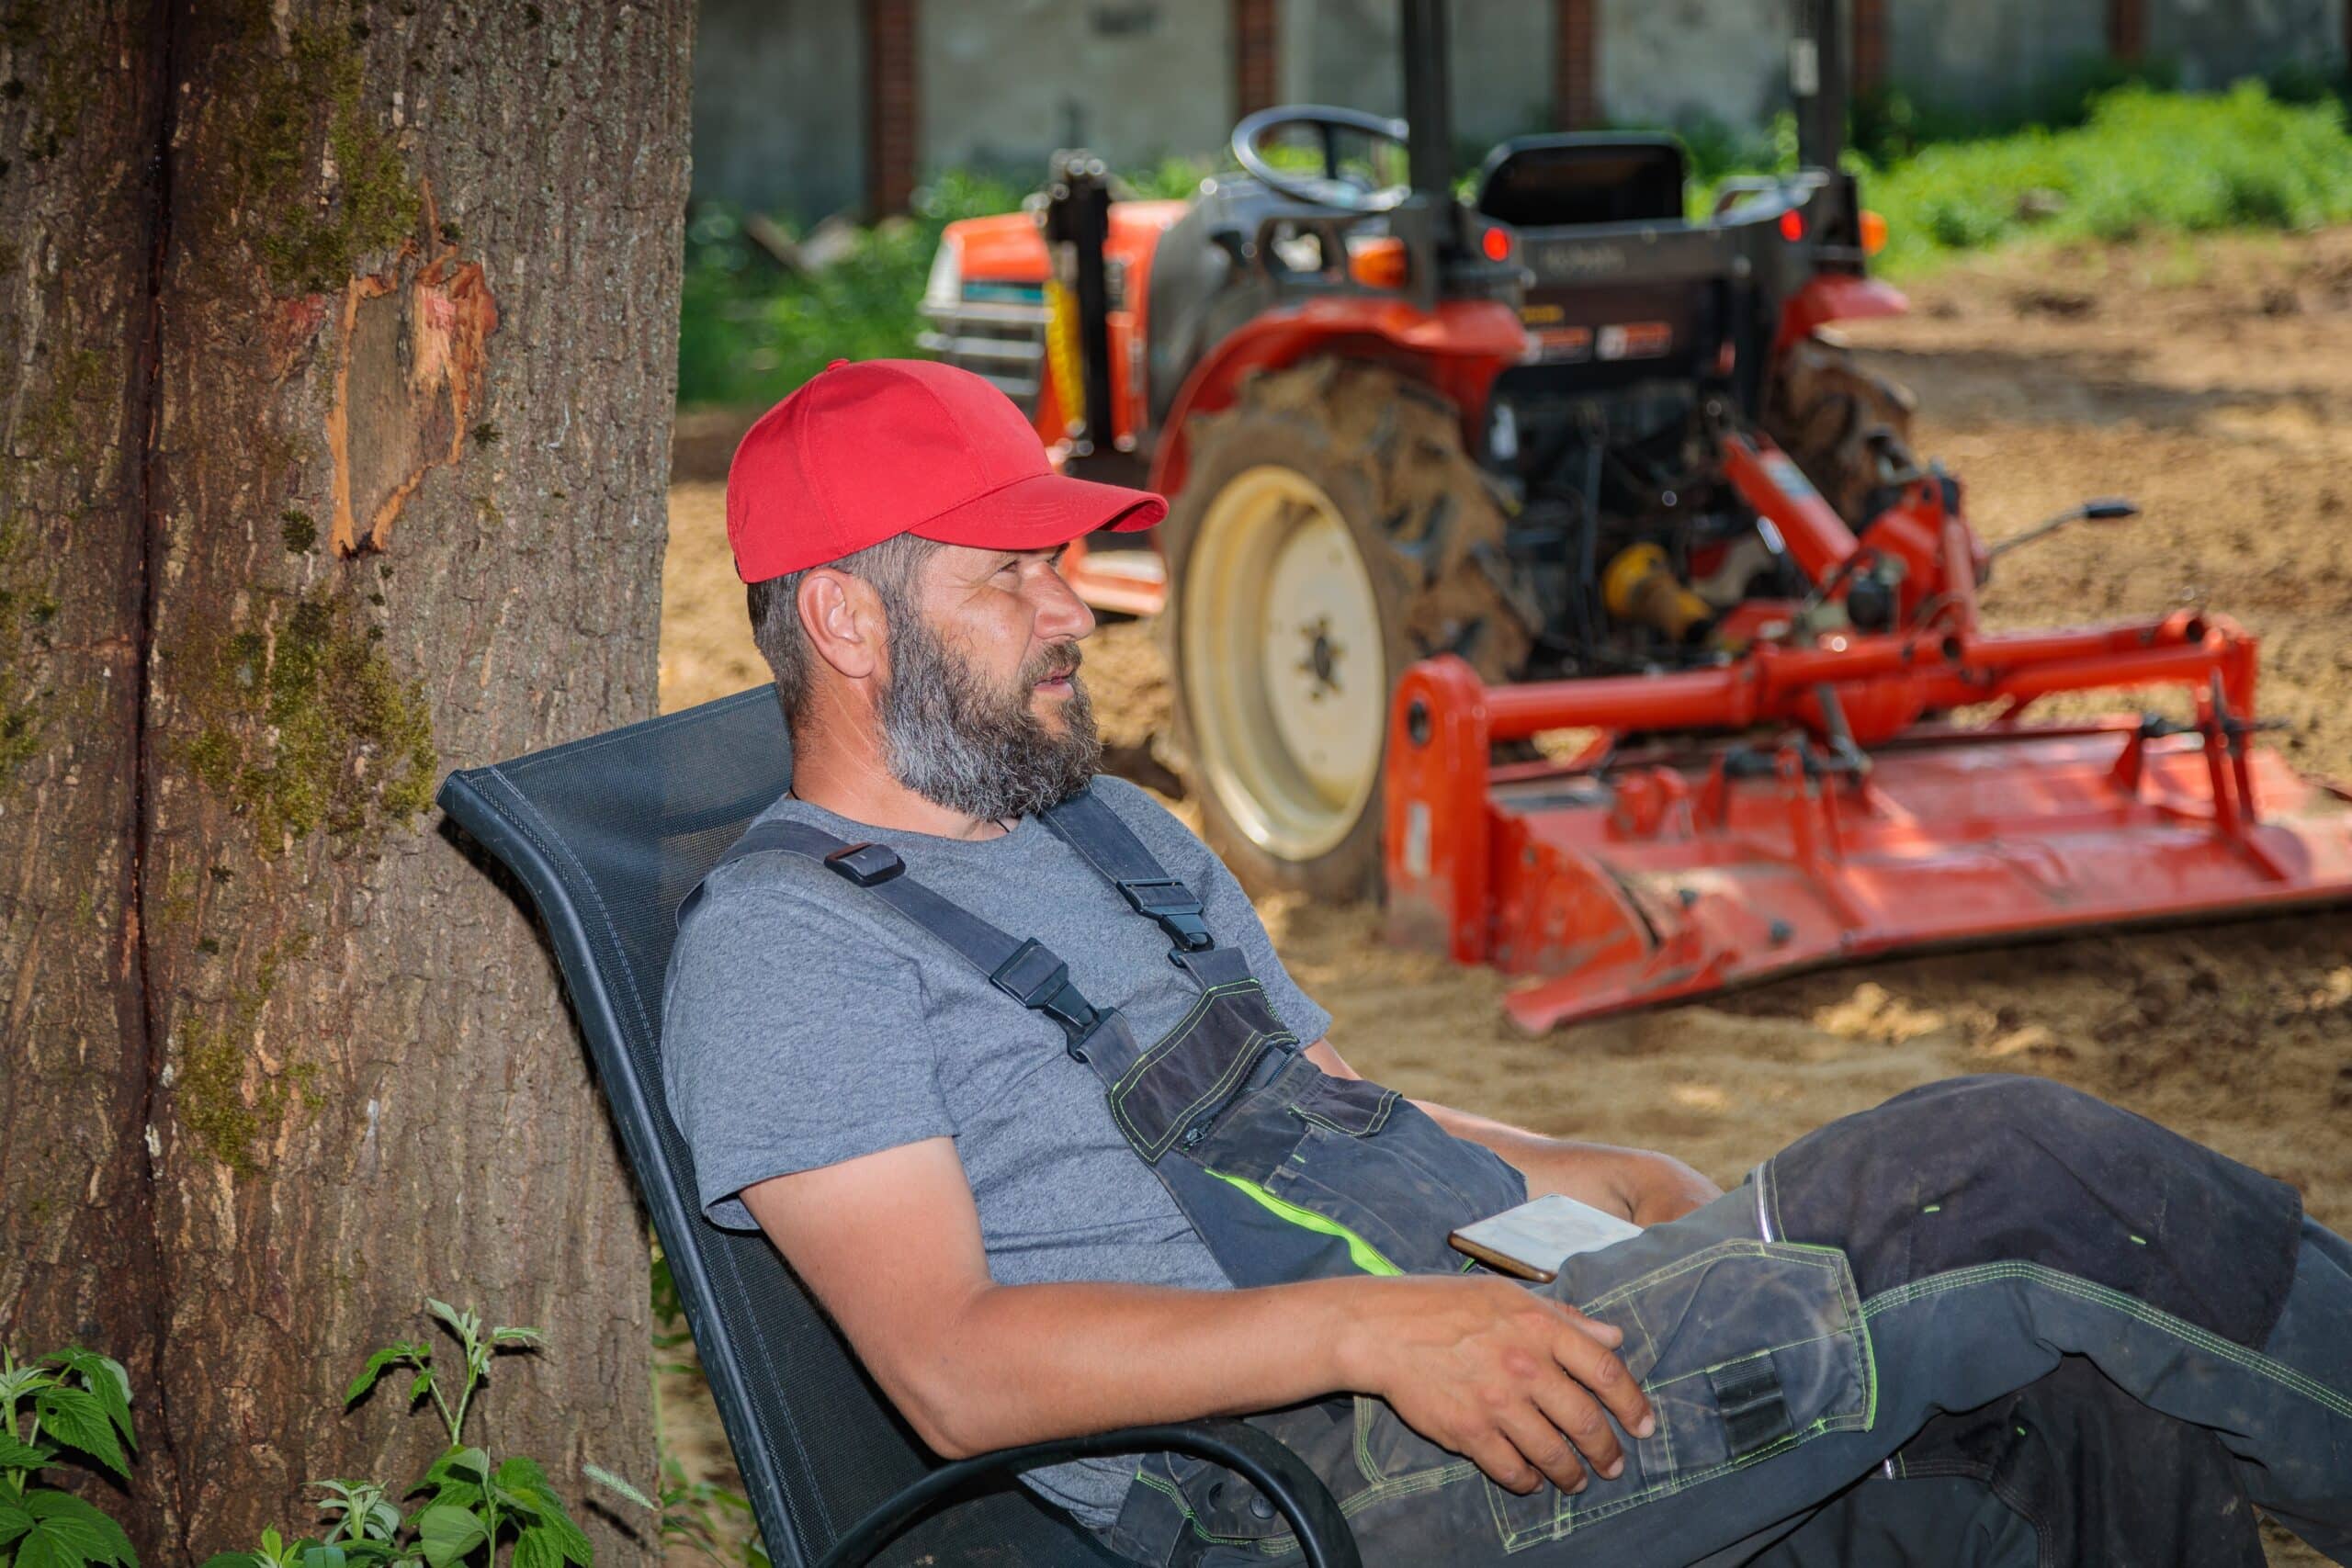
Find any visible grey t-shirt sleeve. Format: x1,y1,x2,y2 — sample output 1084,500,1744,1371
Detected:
1091,778,1335,1045
662,879,952,1230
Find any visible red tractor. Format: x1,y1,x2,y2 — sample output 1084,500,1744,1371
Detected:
920,0,2352,1029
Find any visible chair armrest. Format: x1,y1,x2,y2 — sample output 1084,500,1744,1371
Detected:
811,1417,1361,1568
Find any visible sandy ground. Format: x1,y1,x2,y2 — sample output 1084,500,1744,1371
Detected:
655,230,2352,1563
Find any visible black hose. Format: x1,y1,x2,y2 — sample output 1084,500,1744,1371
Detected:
1572,422,1606,668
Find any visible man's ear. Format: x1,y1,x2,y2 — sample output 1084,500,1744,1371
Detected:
797,570,885,682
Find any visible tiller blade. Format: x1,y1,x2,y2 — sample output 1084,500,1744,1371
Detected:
1385,614,2352,1032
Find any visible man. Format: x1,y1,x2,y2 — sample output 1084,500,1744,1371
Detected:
663,358,2351,1566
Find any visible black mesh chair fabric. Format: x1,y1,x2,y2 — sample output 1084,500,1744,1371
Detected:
436,688,1130,1567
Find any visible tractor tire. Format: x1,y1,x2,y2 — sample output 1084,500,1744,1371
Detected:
1159,360,1533,901
1766,335,1920,525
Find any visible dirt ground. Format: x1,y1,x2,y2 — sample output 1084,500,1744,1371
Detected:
655,229,2352,1563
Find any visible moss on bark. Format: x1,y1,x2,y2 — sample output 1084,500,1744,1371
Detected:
174,930,319,1174
181,587,436,849
232,6,419,295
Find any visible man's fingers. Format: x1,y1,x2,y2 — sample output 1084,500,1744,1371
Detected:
1496,1403,1593,1495
1463,1431,1544,1495
1526,1374,1623,1481
1551,1321,1655,1438
1555,1303,1623,1349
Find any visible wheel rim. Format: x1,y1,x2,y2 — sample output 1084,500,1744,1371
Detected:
1182,465,1387,863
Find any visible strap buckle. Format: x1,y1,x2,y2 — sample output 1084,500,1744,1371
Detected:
823,842,904,887
1117,877,1215,953
989,938,1100,1047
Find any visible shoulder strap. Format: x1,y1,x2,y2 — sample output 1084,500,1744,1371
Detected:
1039,787,1215,954
680,818,1102,1051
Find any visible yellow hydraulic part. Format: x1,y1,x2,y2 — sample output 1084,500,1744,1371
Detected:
1043,276,1086,439
1602,542,1713,643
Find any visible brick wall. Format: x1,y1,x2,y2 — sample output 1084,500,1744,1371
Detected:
1854,0,1888,93
865,0,919,216
1553,0,1597,129
2109,0,2148,60
1235,0,1280,117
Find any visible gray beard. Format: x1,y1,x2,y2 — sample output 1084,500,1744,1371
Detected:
876,610,1100,822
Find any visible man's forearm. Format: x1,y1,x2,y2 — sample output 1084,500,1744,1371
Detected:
904,1273,1372,1457
902,1266,1654,1505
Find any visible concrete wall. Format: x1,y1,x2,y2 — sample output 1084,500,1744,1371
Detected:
922,0,1233,176
1883,0,2109,112
1599,0,1792,132
1278,0,1556,147
2152,0,2343,89
692,0,864,221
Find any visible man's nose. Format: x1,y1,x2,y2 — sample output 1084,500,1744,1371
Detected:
1035,561,1096,642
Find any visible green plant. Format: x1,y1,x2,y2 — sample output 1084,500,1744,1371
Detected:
203,1300,652,1568
648,1251,692,1370
653,1454,766,1568
0,1347,139,1568
647,1251,766,1568
1856,82,2352,276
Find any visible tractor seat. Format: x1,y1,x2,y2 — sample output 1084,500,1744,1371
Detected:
1475,133,1688,230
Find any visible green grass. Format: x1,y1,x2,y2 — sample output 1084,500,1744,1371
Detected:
676,168,1022,411
675,158,1215,410
675,82,2352,410
1858,83,2352,276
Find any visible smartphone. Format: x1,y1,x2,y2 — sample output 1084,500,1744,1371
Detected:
1448,1192,1645,1283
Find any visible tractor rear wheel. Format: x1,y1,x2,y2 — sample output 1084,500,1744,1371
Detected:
1159,360,1532,900
1767,335,1920,524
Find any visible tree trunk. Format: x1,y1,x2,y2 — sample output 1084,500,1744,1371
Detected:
0,3,692,1562
0,0,170,1537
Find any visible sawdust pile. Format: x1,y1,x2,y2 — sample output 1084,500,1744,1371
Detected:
660,230,2352,1565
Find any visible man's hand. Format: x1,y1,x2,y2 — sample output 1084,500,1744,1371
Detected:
1424,1124,1720,1226
1334,1274,1654,1496
1522,1145,1719,1226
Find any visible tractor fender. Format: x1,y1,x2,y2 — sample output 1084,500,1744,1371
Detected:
1773,273,1907,357
1147,297,1527,498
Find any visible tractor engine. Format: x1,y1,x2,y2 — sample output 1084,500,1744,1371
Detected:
1487,380,1797,675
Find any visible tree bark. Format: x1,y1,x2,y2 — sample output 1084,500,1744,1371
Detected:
0,0,171,1537
0,2,691,1562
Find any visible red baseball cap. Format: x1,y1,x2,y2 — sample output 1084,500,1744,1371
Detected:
725,357,1166,581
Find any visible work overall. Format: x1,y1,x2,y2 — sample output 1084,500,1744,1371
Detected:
695,785,2352,1567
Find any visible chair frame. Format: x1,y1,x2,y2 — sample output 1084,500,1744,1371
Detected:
438,703,1362,1568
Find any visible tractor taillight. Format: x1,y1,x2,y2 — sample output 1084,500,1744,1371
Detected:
1481,227,1512,263
1860,209,1888,255
1349,237,1408,289
1778,209,1805,243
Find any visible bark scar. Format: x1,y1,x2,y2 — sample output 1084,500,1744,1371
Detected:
326,181,498,557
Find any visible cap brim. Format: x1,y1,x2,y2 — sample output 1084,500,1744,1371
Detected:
910,470,1166,554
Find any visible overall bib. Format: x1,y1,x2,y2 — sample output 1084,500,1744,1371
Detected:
686,786,2346,1568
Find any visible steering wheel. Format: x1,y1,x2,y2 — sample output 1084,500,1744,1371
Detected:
1230,105,1413,213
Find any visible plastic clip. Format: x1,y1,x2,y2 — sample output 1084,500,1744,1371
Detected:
1117,877,1215,953
989,938,1100,1048
823,842,905,887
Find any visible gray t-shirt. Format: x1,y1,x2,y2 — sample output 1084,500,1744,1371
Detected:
659,774,1333,1528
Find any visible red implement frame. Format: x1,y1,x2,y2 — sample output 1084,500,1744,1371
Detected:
1384,613,2352,1032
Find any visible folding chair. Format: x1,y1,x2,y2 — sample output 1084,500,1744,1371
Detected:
436,688,1360,1568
